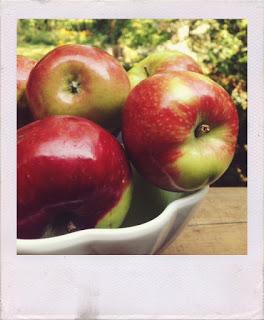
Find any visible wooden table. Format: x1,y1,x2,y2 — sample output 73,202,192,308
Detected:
161,187,247,255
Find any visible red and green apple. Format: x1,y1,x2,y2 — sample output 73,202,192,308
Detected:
128,51,202,88
122,71,239,192
17,55,36,128
17,115,133,239
26,45,130,131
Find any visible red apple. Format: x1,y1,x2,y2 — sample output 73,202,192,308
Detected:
17,116,133,239
128,51,202,88
17,55,36,128
26,45,130,131
122,71,239,192
17,55,36,108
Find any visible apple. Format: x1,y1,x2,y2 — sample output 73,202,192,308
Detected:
128,51,202,88
17,55,36,128
26,44,130,131
17,55,36,109
122,71,239,192
17,115,133,239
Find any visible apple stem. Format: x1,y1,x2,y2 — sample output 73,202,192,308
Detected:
69,81,80,94
67,220,78,233
195,124,210,138
144,66,150,77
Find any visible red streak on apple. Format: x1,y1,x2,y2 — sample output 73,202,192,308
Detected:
123,71,239,191
155,54,203,74
17,55,36,105
17,116,132,239
17,55,37,128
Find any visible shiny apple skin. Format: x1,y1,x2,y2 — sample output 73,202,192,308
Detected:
17,55,36,128
122,71,239,192
128,51,202,88
17,116,132,239
26,45,131,131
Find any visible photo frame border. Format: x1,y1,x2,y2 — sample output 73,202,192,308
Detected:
1,1,263,319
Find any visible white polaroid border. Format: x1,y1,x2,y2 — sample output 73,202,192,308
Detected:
1,1,263,319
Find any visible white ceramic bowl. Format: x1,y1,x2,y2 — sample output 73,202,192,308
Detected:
17,172,208,255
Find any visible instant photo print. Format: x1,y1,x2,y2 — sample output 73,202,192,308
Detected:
1,0,263,319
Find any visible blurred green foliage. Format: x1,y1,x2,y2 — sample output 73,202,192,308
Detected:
17,19,247,187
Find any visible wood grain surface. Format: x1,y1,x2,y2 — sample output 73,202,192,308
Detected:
161,187,247,255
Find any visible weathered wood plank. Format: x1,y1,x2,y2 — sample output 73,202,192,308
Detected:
161,187,247,255
162,222,247,255
188,187,247,225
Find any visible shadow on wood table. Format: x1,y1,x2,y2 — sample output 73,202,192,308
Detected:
161,187,247,255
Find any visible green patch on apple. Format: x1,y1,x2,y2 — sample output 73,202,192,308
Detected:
96,183,133,228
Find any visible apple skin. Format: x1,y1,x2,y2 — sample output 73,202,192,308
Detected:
17,55,36,128
128,51,202,88
122,71,239,192
17,115,133,239
26,45,131,131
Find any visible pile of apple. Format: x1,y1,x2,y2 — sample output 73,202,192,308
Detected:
17,45,239,239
